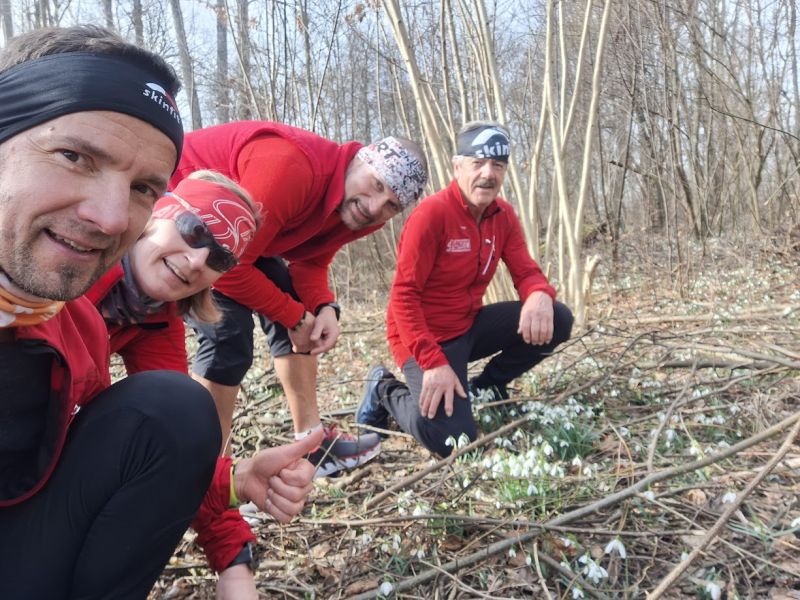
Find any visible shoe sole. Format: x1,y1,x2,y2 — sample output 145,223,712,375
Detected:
313,441,381,479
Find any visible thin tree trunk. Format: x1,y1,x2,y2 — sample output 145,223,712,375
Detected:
169,0,202,130
216,0,230,123
0,0,13,43
132,0,143,45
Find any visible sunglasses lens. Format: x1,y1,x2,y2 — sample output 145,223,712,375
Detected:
206,247,238,273
174,211,238,272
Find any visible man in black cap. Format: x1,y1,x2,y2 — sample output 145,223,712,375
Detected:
0,25,319,598
358,120,574,457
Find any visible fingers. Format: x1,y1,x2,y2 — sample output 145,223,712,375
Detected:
444,388,453,417
454,378,467,399
279,458,317,487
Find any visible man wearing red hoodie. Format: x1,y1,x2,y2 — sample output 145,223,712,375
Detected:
358,121,573,457
172,123,428,476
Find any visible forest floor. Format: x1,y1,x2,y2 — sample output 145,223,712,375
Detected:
148,233,800,599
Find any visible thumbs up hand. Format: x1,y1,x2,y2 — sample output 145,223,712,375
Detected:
233,428,323,523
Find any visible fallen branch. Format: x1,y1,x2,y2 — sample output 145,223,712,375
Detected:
646,414,800,598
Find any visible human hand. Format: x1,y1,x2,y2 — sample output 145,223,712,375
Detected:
518,291,554,345
309,306,340,355
419,364,466,419
233,428,322,523
287,311,315,353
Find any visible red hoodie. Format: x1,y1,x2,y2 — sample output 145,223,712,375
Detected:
387,179,556,370
171,121,382,327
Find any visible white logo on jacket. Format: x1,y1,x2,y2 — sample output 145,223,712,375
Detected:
446,238,471,253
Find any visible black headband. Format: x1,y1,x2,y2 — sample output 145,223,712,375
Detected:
0,52,183,163
456,125,510,162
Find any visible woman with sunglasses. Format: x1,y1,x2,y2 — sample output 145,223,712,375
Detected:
86,170,257,375
85,170,267,598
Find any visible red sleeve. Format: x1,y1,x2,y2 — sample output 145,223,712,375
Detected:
210,136,314,328
114,314,189,375
287,248,337,312
389,206,450,370
192,457,256,572
500,208,557,302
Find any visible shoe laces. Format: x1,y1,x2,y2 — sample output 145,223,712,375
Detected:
322,423,356,442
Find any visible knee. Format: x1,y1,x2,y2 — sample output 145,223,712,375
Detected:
121,371,221,468
552,302,574,345
412,412,477,458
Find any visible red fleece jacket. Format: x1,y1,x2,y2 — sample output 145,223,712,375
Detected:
387,180,556,370
170,121,382,327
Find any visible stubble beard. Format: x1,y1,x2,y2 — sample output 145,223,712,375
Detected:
0,231,108,301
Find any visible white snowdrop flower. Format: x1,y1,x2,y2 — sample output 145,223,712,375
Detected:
381,543,389,553
416,548,425,559
483,414,492,423
560,537,574,548
380,581,394,596
680,551,690,561
473,489,482,500
525,554,532,566
564,421,574,431
508,547,517,558
643,490,655,501
572,456,582,467
571,587,585,599
721,491,737,504
579,555,608,584
445,436,455,447
360,533,373,545
542,442,553,456
527,483,538,496
790,517,800,528
495,501,502,509
729,404,740,415
412,505,425,516
704,581,721,600
604,537,627,559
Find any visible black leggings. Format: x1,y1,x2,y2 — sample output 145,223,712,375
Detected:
380,301,573,457
0,371,220,600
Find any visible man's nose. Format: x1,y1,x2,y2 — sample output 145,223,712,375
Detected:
76,177,130,236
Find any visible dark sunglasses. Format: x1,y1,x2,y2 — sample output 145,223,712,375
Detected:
173,211,238,273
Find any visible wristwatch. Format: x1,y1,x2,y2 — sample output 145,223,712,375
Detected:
315,302,341,320
226,541,258,572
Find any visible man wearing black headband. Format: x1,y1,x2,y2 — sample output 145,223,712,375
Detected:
0,25,320,599
359,121,574,458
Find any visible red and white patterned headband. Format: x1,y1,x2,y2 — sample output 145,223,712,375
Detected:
153,178,257,258
356,137,427,209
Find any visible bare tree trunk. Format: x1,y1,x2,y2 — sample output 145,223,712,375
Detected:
169,0,203,130
0,0,13,44
132,0,143,45
102,0,113,29
382,0,450,189
216,0,230,124
234,0,253,119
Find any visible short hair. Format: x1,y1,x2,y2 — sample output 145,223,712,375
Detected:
174,170,260,324
0,25,180,98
